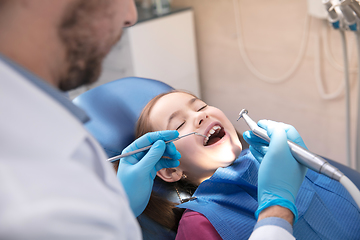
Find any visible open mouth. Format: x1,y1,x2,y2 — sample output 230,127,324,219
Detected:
203,125,226,146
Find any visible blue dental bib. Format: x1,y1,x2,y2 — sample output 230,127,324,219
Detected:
178,149,360,240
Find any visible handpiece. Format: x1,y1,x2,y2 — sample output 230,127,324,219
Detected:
237,109,344,181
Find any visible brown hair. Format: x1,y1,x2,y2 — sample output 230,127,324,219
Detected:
136,90,197,137
136,90,198,231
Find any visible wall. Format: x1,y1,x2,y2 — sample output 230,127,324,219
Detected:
171,0,360,168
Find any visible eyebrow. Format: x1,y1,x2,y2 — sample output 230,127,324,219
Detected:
167,97,198,129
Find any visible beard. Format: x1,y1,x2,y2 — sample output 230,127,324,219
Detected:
57,0,120,91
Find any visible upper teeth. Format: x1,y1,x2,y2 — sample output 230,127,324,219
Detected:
204,125,221,145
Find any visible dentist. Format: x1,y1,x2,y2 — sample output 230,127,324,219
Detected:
0,0,303,239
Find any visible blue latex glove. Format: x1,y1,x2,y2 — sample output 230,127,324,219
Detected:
243,120,308,163
243,130,269,163
244,120,308,222
117,130,181,217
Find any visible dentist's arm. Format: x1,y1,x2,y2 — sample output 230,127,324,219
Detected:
257,206,294,225
245,120,308,240
249,206,295,240
117,130,181,217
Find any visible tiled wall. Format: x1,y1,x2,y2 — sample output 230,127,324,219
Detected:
171,0,360,168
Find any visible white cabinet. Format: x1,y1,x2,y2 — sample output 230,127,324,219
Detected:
68,8,200,99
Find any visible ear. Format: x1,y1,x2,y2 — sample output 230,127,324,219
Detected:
157,167,183,182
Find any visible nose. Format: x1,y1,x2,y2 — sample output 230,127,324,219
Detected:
195,111,208,127
124,0,138,28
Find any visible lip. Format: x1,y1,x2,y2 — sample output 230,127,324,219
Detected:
202,121,228,147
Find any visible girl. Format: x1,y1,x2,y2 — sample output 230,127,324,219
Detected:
136,90,360,240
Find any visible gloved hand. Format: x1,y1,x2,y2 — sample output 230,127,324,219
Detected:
244,120,308,222
243,120,308,163
117,130,181,217
243,130,269,163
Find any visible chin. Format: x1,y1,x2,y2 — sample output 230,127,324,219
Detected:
59,59,102,91
218,151,238,167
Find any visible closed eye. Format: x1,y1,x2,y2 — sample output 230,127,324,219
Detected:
176,121,185,130
197,105,208,111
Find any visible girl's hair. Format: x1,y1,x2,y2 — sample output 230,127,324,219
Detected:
136,90,198,231
136,90,197,137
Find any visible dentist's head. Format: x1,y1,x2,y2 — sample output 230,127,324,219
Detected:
0,0,137,91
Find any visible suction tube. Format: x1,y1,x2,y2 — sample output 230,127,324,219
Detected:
340,175,360,208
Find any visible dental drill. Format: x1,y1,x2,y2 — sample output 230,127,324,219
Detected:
238,109,360,208
237,109,343,180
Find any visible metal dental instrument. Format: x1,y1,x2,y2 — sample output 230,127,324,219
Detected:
107,132,207,163
237,109,344,181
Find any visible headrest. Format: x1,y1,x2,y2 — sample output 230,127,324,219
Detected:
73,77,173,158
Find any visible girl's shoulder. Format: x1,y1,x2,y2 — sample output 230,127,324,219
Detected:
176,210,222,240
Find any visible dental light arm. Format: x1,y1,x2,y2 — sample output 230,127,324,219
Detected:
238,109,360,209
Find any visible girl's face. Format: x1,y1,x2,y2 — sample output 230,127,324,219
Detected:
149,92,242,184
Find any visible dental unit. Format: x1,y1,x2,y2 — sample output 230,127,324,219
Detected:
107,132,206,163
237,109,360,209
322,0,360,170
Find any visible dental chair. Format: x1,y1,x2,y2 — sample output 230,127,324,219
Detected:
73,77,360,240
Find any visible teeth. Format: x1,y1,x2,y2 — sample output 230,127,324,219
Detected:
203,125,222,145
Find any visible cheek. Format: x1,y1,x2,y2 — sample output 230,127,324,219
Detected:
90,21,114,48
208,108,230,124
175,140,195,156
175,140,201,163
